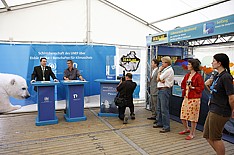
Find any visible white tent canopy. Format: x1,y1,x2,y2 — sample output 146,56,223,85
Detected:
108,0,234,31
0,0,234,46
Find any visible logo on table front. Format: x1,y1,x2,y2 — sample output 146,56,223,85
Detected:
44,97,49,102
73,94,78,99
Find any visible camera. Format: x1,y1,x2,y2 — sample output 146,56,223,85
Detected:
186,80,192,85
117,71,126,81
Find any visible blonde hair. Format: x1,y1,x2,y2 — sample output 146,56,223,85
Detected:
161,56,172,65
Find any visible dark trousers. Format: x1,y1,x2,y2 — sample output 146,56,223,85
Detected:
118,104,134,120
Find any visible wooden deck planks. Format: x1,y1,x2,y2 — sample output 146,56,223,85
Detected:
0,106,233,155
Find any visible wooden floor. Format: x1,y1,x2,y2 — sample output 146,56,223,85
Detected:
0,106,233,155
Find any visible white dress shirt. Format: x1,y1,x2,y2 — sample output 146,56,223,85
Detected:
157,66,174,88
41,66,45,81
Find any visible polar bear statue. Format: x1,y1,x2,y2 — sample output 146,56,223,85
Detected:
0,73,30,113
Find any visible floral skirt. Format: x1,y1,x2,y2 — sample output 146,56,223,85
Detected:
180,97,200,122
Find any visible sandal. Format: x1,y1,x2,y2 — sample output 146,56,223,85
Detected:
178,129,190,135
185,135,194,140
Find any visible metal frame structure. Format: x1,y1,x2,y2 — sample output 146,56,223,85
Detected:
1,0,10,11
188,33,234,47
145,31,234,109
150,32,234,47
0,0,163,33
166,33,234,47
0,0,64,12
1,0,231,38
0,0,163,45
145,45,157,110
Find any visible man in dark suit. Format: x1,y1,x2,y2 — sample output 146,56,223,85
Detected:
31,58,58,90
116,73,137,124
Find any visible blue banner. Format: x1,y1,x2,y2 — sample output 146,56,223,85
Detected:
147,14,234,45
0,44,116,110
168,14,234,42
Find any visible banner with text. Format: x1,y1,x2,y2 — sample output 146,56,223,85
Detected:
0,43,115,113
146,14,234,45
168,14,234,42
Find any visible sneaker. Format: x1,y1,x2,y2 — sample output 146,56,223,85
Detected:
153,124,163,128
159,128,170,133
130,113,135,120
123,116,128,124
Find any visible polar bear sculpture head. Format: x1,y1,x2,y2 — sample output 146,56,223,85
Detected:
102,100,110,109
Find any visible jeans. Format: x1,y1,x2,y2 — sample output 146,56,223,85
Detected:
156,88,171,130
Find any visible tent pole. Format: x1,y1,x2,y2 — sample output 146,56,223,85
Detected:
1,0,10,11
86,0,91,44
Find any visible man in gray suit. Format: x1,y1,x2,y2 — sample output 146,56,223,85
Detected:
147,59,159,123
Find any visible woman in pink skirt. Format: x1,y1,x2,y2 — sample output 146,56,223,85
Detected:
179,59,204,140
